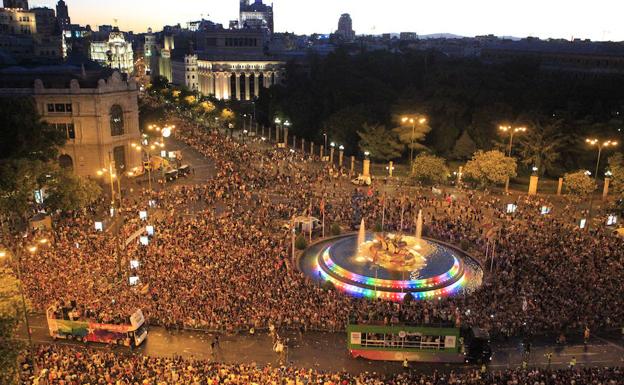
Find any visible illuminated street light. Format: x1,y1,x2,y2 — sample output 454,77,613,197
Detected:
401,115,428,164
585,138,618,231
499,124,527,192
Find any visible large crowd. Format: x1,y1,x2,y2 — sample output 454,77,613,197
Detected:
11,101,624,351
24,344,623,385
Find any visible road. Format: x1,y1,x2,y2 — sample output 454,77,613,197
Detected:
22,314,624,376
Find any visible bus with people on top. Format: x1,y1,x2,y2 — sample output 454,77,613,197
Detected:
46,304,147,347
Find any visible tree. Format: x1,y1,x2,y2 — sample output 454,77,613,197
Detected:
411,153,449,184
564,170,596,196
45,169,102,213
220,108,235,122
516,119,568,176
451,130,477,160
608,153,624,198
0,98,65,162
357,123,403,161
149,75,170,93
0,159,51,220
0,266,24,385
463,150,517,187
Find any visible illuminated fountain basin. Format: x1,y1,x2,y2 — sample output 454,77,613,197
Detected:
300,233,483,302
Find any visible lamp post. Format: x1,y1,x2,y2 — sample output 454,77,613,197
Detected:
284,120,291,147
499,125,527,193
274,117,281,144
330,142,336,165
131,142,156,191
97,154,119,212
1,240,48,373
585,138,618,230
338,145,344,168
401,116,427,164
242,129,248,145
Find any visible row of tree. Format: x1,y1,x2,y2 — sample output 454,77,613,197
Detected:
256,48,624,177
409,150,624,199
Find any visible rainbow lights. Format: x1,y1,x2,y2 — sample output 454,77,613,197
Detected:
320,248,462,291
313,236,475,302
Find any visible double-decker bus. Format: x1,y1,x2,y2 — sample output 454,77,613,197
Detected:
347,323,491,363
46,306,148,347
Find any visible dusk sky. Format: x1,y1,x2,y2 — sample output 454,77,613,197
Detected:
29,0,623,41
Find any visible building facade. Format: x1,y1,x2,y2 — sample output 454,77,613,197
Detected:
55,0,70,31
89,30,134,74
3,0,28,9
0,7,36,35
239,0,273,33
194,58,282,100
0,68,141,177
336,13,355,41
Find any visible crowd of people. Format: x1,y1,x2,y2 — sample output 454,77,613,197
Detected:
14,100,624,344
24,344,623,385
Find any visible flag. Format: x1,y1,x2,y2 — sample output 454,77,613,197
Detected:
320,199,325,214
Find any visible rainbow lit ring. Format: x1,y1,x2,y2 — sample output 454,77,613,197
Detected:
313,236,475,302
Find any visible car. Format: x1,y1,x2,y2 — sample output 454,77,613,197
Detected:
177,165,191,176
351,175,372,186
165,169,179,182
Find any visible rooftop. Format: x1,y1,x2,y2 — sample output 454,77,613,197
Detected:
0,62,119,89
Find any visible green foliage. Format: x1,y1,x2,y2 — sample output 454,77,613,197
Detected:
257,49,624,171
45,169,102,213
564,170,597,196
463,150,517,187
0,159,50,220
326,105,374,155
330,223,341,236
357,124,403,161
0,266,25,385
451,130,477,160
0,97,66,162
149,75,170,92
608,153,624,198
516,118,568,176
295,234,308,250
411,153,449,184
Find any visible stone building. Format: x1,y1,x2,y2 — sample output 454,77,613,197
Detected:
89,29,134,74
0,65,141,177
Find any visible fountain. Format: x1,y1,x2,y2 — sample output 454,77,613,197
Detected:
415,209,423,249
299,205,484,301
357,218,366,252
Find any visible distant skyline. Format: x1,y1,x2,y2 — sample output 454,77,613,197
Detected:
29,0,624,41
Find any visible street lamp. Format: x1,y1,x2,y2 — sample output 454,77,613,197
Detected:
242,129,248,145
498,125,527,156
1,240,48,372
284,120,291,146
401,115,427,164
499,124,527,192
585,138,618,231
330,142,336,164
131,142,154,190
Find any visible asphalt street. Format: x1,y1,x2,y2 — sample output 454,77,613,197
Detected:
22,314,624,376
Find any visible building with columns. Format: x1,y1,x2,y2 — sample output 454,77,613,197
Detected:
0,65,141,177
193,58,283,100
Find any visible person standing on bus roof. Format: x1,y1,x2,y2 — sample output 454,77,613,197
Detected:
403,357,409,370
